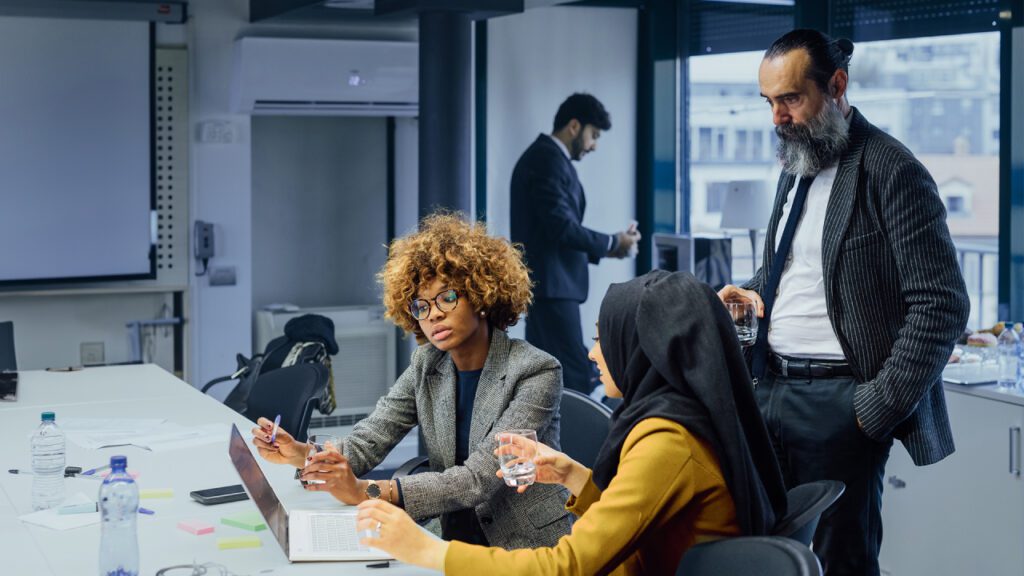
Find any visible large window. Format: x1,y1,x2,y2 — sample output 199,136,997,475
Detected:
687,32,1000,327
688,50,781,284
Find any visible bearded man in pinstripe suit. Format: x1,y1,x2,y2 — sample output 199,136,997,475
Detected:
718,29,969,575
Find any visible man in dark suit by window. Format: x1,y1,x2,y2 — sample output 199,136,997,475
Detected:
510,93,640,394
718,30,969,575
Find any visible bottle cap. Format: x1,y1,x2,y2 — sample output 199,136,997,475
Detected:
110,455,127,470
41,412,55,422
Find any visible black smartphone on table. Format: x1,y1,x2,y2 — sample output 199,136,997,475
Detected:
189,484,249,505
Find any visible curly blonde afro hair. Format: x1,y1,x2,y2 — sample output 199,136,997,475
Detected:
378,212,533,339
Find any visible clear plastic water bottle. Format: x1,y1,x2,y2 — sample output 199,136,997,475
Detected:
99,455,139,576
30,411,65,510
1018,323,1024,388
997,325,1021,389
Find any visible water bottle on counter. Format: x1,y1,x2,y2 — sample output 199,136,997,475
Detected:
30,411,65,510
99,455,139,576
997,325,1020,389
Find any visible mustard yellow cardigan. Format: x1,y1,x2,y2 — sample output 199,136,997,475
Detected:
445,417,739,575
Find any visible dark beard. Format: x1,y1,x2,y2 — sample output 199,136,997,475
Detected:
570,133,585,161
775,99,850,177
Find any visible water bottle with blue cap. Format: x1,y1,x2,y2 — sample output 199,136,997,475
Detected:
99,455,139,576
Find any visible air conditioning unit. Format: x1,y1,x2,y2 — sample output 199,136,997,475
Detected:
255,305,397,423
232,37,418,116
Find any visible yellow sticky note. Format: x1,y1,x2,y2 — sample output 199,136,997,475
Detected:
139,488,174,499
217,536,262,550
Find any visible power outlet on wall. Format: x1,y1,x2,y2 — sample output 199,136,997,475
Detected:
81,342,105,366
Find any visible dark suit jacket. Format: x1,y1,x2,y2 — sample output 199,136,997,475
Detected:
511,135,610,302
745,108,969,466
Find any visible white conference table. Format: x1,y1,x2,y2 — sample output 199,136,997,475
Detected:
0,365,437,576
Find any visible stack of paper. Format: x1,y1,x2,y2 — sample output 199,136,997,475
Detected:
61,419,227,452
19,493,99,530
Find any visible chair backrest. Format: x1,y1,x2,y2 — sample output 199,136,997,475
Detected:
678,536,822,576
559,388,613,468
244,363,328,443
0,321,16,372
772,480,845,545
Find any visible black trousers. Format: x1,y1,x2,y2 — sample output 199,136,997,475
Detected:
526,298,598,394
756,369,893,576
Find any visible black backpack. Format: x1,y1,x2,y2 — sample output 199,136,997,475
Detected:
201,314,338,418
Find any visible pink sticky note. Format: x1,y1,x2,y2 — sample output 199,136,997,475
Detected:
178,519,215,535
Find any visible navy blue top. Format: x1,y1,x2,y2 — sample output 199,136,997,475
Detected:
455,369,483,465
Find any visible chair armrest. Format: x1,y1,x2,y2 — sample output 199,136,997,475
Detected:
200,375,235,394
678,536,822,576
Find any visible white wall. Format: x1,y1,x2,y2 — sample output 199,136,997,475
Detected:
187,0,254,389
186,0,417,388
0,293,174,371
487,6,638,342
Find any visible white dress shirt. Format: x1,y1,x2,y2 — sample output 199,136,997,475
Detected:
767,166,846,360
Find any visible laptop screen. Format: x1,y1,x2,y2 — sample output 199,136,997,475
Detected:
229,424,289,552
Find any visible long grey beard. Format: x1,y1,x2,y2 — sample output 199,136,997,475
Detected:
775,99,850,177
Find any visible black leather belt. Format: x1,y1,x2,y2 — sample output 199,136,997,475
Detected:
770,353,853,378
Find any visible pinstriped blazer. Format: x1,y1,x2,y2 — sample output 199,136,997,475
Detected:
338,329,572,549
745,107,970,466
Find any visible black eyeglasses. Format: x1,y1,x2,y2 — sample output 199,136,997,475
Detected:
409,289,460,321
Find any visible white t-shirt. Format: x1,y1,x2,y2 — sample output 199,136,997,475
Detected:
767,166,846,360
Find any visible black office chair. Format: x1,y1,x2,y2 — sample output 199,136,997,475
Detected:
677,536,822,576
559,388,613,468
772,480,845,546
243,363,328,443
0,321,16,372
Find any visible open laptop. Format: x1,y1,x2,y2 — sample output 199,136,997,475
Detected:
228,424,391,562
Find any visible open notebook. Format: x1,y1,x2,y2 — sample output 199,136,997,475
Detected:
228,424,391,562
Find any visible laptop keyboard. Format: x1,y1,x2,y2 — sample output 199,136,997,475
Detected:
309,513,366,553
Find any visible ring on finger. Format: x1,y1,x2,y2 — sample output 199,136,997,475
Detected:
375,521,382,533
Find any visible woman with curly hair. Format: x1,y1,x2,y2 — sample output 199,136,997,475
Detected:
251,212,571,550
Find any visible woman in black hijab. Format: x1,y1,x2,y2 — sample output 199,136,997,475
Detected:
355,270,787,575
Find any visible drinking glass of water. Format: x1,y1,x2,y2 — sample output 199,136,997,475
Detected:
305,434,340,485
725,297,758,347
497,429,537,488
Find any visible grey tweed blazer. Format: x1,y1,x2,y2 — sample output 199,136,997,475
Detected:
339,329,571,549
745,107,970,466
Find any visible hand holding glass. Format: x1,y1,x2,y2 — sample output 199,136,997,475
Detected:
725,298,758,347
305,434,341,485
496,430,537,488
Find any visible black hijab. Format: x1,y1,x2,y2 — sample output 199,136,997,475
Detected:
590,270,787,536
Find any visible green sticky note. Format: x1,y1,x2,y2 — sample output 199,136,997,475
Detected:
139,488,174,499
221,511,267,532
217,536,262,550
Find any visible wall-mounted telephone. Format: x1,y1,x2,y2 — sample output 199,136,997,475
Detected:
194,220,215,276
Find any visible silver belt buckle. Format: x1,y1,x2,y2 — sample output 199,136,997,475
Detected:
780,356,790,377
